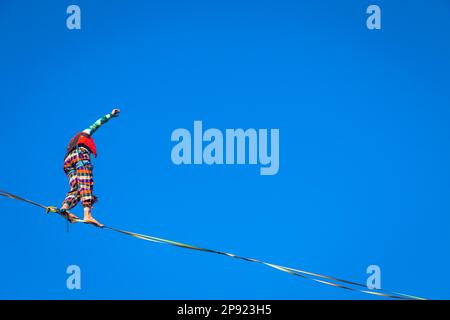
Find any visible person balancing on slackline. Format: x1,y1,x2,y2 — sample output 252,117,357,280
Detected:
58,109,121,227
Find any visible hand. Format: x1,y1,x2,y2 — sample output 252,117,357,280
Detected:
111,109,121,117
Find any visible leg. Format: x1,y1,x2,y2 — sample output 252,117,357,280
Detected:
61,170,81,222
77,164,103,228
62,169,81,210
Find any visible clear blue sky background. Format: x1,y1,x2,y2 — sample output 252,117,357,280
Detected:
0,0,449,299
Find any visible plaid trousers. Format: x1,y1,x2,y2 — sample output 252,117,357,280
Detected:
62,147,95,209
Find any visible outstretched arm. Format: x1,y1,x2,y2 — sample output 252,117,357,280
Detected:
83,109,120,136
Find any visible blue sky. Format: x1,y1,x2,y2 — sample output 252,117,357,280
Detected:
0,0,449,299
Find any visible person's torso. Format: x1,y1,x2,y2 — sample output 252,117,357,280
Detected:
64,147,92,172
66,132,97,158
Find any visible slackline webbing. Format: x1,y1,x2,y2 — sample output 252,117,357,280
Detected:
0,189,425,300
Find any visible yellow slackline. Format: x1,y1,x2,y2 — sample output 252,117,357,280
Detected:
0,189,425,300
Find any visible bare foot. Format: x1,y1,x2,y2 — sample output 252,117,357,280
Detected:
66,212,80,223
83,217,104,228
57,209,79,223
